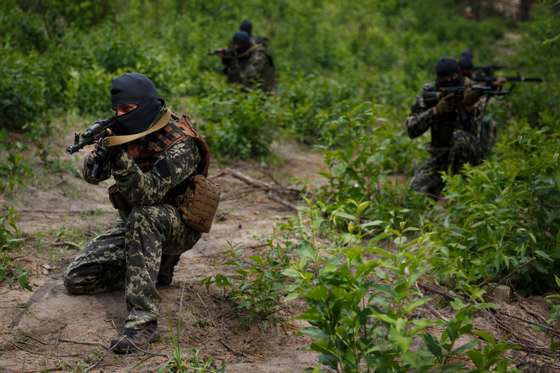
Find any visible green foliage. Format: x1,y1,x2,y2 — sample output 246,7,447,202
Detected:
0,130,32,193
284,227,516,372
0,206,30,290
545,275,560,326
429,119,560,293
0,52,48,130
506,3,560,124
159,347,225,373
202,241,290,320
190,88,279,159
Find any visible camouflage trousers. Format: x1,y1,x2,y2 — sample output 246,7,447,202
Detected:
64,205,201,329
479,116,497,159
411,129,482,196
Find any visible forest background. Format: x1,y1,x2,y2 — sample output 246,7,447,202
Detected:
1,0,560,371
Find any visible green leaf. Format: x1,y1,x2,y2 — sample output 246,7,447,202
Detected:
467,350,484,368
423,333,443,360
473,330,496,345
332,211,357,221
17,269,31,291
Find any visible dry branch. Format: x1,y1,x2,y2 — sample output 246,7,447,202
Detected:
212,168,302,210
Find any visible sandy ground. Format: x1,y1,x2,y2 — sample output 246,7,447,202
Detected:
0,140,325,372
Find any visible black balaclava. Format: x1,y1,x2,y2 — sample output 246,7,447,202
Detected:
435,57,463,88
110,72,163,135
232,31,252,54
458,49,474,77
240,20,253,36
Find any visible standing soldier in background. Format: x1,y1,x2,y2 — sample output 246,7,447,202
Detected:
406,58,485,198
64,73,217,354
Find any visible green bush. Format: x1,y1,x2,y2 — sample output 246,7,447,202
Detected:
429,119,560,293
202,241,290,321
0,51,48,130
284,230,517,372
71,66,114,117
190,87,278,159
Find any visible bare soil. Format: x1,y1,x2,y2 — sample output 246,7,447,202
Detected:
0,140,325,373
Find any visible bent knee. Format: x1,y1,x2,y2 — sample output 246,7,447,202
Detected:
64,270,91,295
63,264,105,295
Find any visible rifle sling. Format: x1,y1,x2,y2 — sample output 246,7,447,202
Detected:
102,109,172,147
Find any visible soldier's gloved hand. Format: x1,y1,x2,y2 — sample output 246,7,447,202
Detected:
93,143,122,164
92,129,122,164
463,87,483,109
434,94,456,115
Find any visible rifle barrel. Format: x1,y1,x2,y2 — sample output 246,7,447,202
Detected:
504,76,543,83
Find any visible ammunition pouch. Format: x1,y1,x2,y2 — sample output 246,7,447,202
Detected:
178,175,220,233
108,184,131,219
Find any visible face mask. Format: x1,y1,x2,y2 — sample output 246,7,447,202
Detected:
110,73,162,134
115,98,163,135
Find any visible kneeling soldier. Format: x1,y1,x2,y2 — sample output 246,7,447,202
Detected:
64,73,215,354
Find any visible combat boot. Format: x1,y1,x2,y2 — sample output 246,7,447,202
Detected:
157,254,181,287
110,321,159,354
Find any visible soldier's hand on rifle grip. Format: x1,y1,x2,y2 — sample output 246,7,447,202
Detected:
91,129,119,163
434,94,456,115
463,87,483,109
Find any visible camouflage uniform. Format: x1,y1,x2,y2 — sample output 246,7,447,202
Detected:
64,112,203,330
224,43,276,92
406,83,483,196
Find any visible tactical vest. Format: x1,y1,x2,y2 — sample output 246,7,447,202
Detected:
126,113,210,204
127,114,209,174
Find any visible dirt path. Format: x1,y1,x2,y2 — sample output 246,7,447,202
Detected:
0,141,325,372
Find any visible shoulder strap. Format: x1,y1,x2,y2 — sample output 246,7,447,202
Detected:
102,109,172,148
177,115,210,177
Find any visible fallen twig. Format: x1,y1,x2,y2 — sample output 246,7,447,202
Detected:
51,241,82,250
19,208,111,214
218,168,302,194
482,258,536,293
219,340,248,358
19,332,49,345
267,192,299,211
59,338,106,348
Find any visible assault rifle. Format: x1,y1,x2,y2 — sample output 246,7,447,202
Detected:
423,85,510,106
66,117,118,154
472,64,508,76
472,75,544,84
208,48,237,60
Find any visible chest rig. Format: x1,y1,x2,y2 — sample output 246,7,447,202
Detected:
109,112,219,233
126,114,210,176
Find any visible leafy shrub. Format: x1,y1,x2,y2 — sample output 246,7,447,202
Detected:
0,3,49,52
284,230,516,372
0,206,30,290
429,119,560,293
159,347,225,373
202,241,290,320
0,51,48,130
190,87,278,159
70,66,114,117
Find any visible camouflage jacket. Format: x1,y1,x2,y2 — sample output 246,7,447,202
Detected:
405,82,479,150
224,43,276,92
82,115,202,207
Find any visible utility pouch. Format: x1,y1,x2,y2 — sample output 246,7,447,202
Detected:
108,184,131,219
178,175,220,233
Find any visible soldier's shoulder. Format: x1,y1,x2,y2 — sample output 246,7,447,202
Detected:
164,135,199,160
